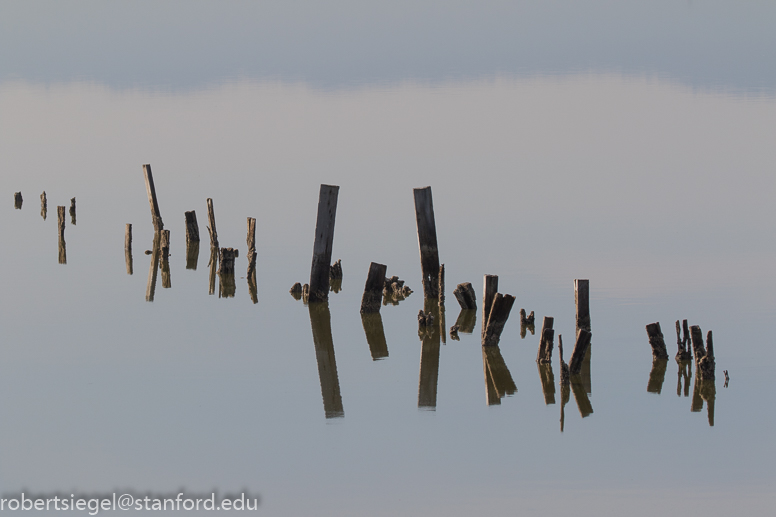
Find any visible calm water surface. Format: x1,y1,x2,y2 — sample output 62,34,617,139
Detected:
1,3,775,515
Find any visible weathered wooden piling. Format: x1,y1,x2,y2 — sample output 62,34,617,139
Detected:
536,316,555,364
246,217,257,276
206,198,218,249
453,282,476,310
438,264,445,306
145,232,161,301
559,335,570,386
330,259,343,280
413,186,440,300
125,223,133,275
360,262,387,314
698,330,716,380
218,247,238,275
308,185,339,303
482,293,516,346
185,210,200,242
14,192,22,209
481,275,498,340
186,240,200,270
143,164,164,232
57,206,66,241
40,191,47,219
160,229,171,289
675,319,692,361
574,279,590,331
208,247,218,295
569,329,592,376
689,325,707,366
69,197,76,225
645,322,669,359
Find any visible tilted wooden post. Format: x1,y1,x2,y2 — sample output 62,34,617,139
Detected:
569,329,592,376
645,322,669,359
536,316,555,363
575,279,590,331
481,275,498,341
453,282,476,310
206,198,218,249
247,217,257,276
482,293,516,346
360,262,387,314
69,197,76,225
413,187,440,300
185,210,200,242
308,184,339,303
143,164,164,232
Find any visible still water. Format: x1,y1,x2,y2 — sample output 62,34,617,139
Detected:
1,3,776,515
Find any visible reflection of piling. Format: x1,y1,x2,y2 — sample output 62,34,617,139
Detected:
691,373,716,426
125,224,133,275
418,301,441,410
569,329,592,376
483,345,517,405
247,269,258,304
413,186,440,300
646,322,669,359
454,309,476,333
361,313,388,360
143,164,164,232
206,198,218,249
574,279,590,331
14,192,22,209
40,191,47,219
309,185,339,303
481,275,498,341
453,282,476,310
218,248,237,297
438,264,446,343
675,319,692,361
647,357,668,394
677,360,691,397
482,293,515,346
537,363,556,405
360,262,387,314
69,197,76,225
160,230,171,289
536,316,555,363
57,206,66,264
246,217,257,276
690,325,715,380
186,240,200,270
208,247,218,295
309,302,344,418
145,233,161,301
571,377,593,417
184,210,200,242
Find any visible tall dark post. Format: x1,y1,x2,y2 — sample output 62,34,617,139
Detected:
246,217,257,276
308,185,339,303
14,192,22,209
536,316,555,363
145,232,161,302
125,223,133,275
574,279,590,331
69,197,76,225
413,187,440,300
185,210,200,242
481,275,498,341
569,329,592,376
143,164,164,232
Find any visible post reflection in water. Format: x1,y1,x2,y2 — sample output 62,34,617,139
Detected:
677,360,692,397
560,381,571,432
482,345,517,406
647,357,668,394
361,313,388,360
537,363,556,405
125,247,133,275
58,239,67,265
219,272,236,298
453,309,476,334
570,376,593,418
186,240,200,270
145,233,161,302
418,299,441,410
691,373,716,427
308,302,344,418
208,247,218,295
247,269,258,304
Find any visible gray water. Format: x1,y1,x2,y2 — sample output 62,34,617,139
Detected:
1,3,775,516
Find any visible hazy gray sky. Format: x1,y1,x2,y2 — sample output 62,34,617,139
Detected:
1,0,774,92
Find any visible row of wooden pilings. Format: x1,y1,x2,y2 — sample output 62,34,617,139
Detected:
14,191,75,264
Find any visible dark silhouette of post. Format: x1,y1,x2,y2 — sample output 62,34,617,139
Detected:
186,240,200,270
361,313,388,360
206,198,218,249
309,302,344,418
360,262,387,313
145,232,161,301
536,316,555,363
413,187,440,300
14,192,22,209
246,217,257,276
125,223,133,275
208,247,218,295
569,329,592,376
185,210,200,242
483,293,515,346
574,279,590,331
481,275,498,341
57,206,66,264
143,164,164,232
69,197,76,225
646,322,669,359
453,282,476,310
308,185,339,303
40,191,47,219
160,229,171,289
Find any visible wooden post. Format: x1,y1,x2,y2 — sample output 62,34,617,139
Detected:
645,322,669,359
206,198,218,249
218,247,237,275
57,206,66,264
40,191,47,220
208,246,218,295
14,192,22,209
185,240,200,270
569,329,592,376
160,229,171,289
184,210,200,242
360,262,387,314
690,325,707,366
453,282,476,310
145,232,161,301
674,319,692,361
125,223,133,275
69,197,76,225
413,187,440,300
483,293,516,346
308,185,339,303
143,164,164,232
698,330,716,381
246,217,257,276
575,279,590,331
536,316,555,363
481,275,498,341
